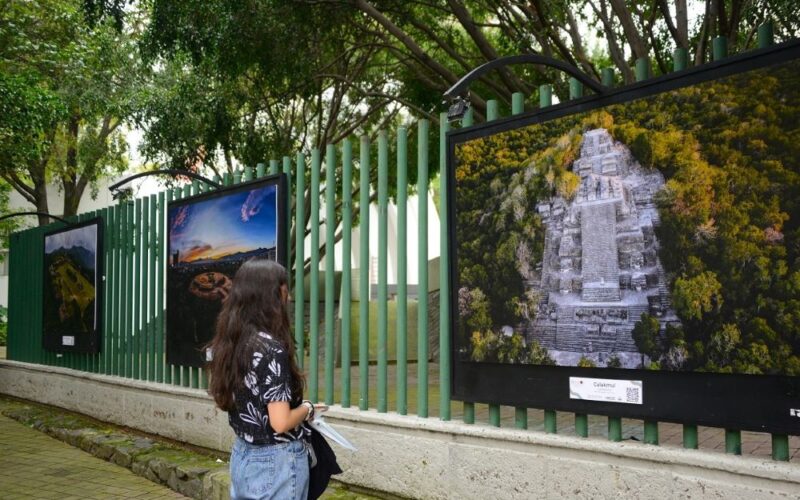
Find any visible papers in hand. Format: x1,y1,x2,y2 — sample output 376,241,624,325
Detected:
309,414,357,451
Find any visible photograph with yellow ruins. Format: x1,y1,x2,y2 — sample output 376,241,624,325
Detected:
43,220,101,351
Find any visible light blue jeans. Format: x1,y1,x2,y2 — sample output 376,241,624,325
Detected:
229,437,309,500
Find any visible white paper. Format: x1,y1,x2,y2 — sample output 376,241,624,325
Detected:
309,414,357,451
569,377,643,405
62,336,75,346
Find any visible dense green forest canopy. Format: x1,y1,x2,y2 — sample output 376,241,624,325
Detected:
454,60,800,375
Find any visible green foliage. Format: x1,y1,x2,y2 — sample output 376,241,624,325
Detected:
0,305,7,347
672,272,723,321
606,356,622,369
632,313,661,367
469,330,554,365
577,356,596,368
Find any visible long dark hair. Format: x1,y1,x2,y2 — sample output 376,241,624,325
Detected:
206,259,304,412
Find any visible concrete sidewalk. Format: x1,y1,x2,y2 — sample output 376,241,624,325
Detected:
0,414,186,499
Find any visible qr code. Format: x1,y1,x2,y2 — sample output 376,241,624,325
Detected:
626,387,640,403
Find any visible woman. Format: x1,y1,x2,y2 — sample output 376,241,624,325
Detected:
206,259,322,499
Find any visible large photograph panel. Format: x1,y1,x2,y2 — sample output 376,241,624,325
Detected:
43,218,102,353
449,42,800,433
167,176,285,367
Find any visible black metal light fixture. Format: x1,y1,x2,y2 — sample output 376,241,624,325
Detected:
443,54,609,122
108,169,223,200
0,211,73,226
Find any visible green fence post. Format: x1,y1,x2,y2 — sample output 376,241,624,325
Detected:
256,162,266,178
644,421,659,445
772,434,789,461
417,119,430,418
358,136,371,411
324,144,336,405
601,68,615,87
713,36,728,61
112,203,122,376
758,21,774,48
294,153,306,370
539,84,552,108
673,48,688,72
608,417,622,442
725,429,742,455
539,86,557,434
569,78,583,99
635,57,650,81
683,425,698,449
396,126,408,415
439,111,452,422
141,198,149,380
162,190,172,384
575,414,588,438
485,100,501,428
377,130,389,414
148,195,157,382
310,149,321,402
133,198,142,380
457,109,472,423
340,139,353,408
511,92,527,429
283,156,292,291
269,159,279,176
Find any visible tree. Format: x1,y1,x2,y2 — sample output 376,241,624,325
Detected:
0,0,138,223
632,313,660,367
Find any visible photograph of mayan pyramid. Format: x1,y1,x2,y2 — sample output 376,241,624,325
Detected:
454,58,800,374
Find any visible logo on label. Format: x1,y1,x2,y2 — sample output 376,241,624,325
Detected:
790,409,800,417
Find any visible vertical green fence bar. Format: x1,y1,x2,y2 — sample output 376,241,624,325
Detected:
101,208,112,374
396,126,408,415
190,181,201,389
635,57,650,81
340,139,353,408
283,156,292,291
133,198,142,380
725,429,742,455
256,162,266,178
173,186,184,386
758,21,774,49
163,190,173,384
119,202,129,376
683,425,698,449
569,78,583,99
6,233,17,361
712,36,728,61
270,159,279,176
539,84,557,434
644,421,659,445
157,191,167,383
601,68,615,87
33,225,45,366
294,153,306,370
124,202,134,378
772,434,789,461
183,184,195,387
417,119,430,418
358,136,371,411
673,48,688,72
377,130,389,414
439,111,452,422
112,203,122,375
324,144,336,405
575,414,588,438
510,93,528,429
309,149,321,402
141,198,150,379
485,99,501,428
147,195,157,382
459,108,474,425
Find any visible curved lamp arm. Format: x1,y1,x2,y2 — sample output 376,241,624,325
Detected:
443,54,608,100
108,169,223,194
0,211,73,226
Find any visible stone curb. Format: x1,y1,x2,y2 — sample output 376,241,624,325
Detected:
0,402,231,499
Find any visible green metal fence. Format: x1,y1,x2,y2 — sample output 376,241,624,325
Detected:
6,25,793,462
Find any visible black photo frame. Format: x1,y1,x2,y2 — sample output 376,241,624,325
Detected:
166,174,288,368
447,40,800,434
42,217,103,353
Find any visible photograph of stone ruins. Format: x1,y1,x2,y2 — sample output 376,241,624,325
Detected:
455,59,800,375
530,128,678,368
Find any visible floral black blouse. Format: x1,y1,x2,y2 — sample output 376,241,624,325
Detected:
228,332,309,445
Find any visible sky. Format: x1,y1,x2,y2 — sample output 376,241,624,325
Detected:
168,184,278,263
44,225,97,255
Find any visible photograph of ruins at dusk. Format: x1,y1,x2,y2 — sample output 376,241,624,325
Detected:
167,181,279,366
